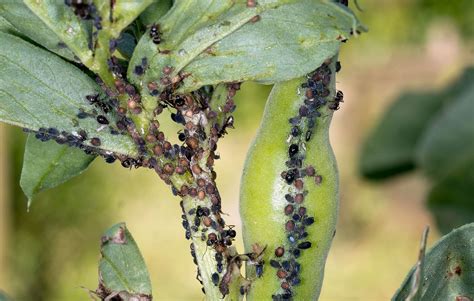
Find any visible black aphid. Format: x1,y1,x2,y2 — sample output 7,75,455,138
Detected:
297,241,312,249
96,115,109,125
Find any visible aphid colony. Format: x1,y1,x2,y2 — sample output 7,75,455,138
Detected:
172,84,242,296
267,61,342,301
30,56,240,295
31,2,269,296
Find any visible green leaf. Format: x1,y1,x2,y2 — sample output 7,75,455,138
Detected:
139,0,173,26
116,32,137,60
20,134,95,205
360,66,474,180
178,1,361,91
359,92,444,179
0,32,137,156
97,223,152,300
427,157,474,234
416,82,474,180
0,15,18,34
23,0,93,65
128,0,363,91
0,2,76,61
393,223,474,301
93,0,153,38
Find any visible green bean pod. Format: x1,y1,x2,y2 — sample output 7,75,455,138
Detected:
240,58,340,300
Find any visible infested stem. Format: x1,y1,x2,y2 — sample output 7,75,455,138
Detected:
241,57,340,301
181,196,226,301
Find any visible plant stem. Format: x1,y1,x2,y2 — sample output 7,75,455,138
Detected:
240,58,340,300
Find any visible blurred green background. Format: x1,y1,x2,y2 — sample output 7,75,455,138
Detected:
0,0,473,300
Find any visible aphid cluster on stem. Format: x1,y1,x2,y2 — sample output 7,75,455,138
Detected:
29,4,247,295
269,61,340,301
134,78,242,295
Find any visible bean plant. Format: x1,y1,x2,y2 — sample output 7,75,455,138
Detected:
0,1,472,301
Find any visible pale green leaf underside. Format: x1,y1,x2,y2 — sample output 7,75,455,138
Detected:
99,223,152,295
20,134,95,202
0,2,76,61
0,32,137,156
93,0,153,38
129,0,361,92
393,223,474,300
23,0,93,64
179,1,357,91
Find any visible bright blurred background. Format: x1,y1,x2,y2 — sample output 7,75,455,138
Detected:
0,0,473,300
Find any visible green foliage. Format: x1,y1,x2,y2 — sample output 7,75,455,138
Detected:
20,135,95,205
0,2,76,61
139,0,173,26
427,159,474,234
0,32,136,156
97,223,152,300
409,0,474,39
360,67,474,233
416,82,474,180
0,1,365,300
359,91,443,179
393,223,474,301
23,0,93,64
360,67,474,179
129,0,363,92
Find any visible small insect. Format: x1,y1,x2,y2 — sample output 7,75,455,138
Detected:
275,246,285,257
288,144,299,158
297,241,312,249
284,169,297,184
150,23,162,44
211,273,220,286
171,112,185,124
329,90,344,110
90,137,101,147
292,248,301,257
256,263,264,278
96,115,109,125
303,217,315,225
86,94,99,104
105,155,116,164
65,0,93,20
174,95,185,107
291,126,300,137
218,116,234,138
269,259,281,269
